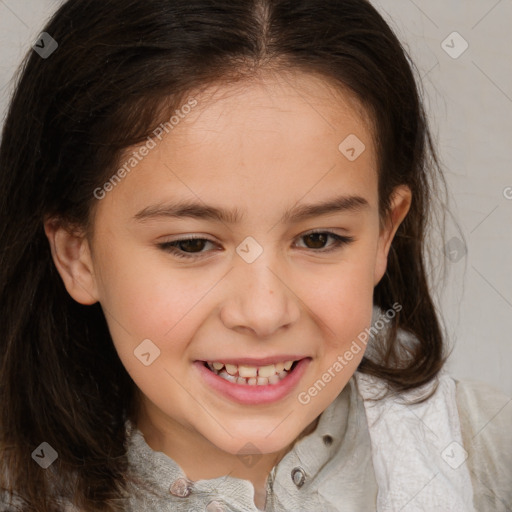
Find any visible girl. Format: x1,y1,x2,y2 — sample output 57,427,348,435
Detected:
0,0,510,511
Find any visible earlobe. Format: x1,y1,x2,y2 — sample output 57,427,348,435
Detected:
373,185,412,286
44,218,99,305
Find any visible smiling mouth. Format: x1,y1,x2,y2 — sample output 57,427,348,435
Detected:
202,359,300,386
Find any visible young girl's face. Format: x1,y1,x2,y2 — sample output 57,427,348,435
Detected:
49,70,410,459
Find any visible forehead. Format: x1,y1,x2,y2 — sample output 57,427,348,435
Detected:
173,70,374,154
96,70,378,226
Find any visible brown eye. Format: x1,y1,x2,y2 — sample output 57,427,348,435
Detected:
158,237,216,259
175,238,208,253
302,232,329,249
296,231,355,253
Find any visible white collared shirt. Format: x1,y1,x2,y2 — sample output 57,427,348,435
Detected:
124,371,512,511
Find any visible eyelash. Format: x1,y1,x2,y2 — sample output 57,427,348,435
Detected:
157,230,355,260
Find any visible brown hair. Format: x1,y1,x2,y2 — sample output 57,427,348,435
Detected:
0,0,449,509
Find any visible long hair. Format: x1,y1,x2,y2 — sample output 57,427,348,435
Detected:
0,0,448,509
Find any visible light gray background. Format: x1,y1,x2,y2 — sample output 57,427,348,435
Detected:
1,0,511,395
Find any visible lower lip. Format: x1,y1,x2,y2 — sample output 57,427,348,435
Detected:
194,358,311,405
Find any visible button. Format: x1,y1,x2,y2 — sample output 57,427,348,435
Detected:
323,434,333,446
169,477,192,497
206,500,226,511
291,467,306,488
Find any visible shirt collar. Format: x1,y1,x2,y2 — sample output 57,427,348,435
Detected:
124,378,353,509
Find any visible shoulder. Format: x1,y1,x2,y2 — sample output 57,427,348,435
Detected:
355,371,512,510
454,378,512,511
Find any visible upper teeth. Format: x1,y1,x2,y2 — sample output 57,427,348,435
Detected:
207,360,295,377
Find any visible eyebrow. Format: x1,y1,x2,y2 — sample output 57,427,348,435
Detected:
133,194,369,225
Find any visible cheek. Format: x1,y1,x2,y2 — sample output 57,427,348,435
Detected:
93,245,208,362
295,254,376,412
298,244,377,345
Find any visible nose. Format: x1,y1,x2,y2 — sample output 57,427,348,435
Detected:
219,249,300,338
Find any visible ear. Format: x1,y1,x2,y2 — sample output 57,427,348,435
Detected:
373,185,412,286
44,218,99,305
